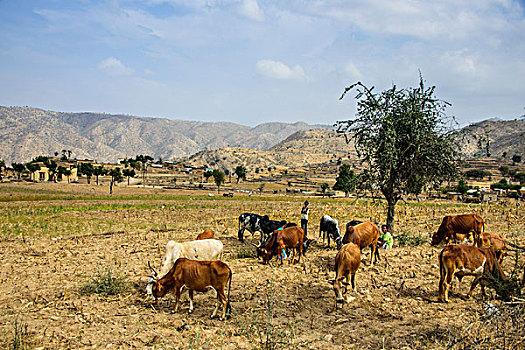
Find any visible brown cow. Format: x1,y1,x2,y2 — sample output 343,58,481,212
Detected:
329,243,361,307
479,232,506,263
197,229,214,240
342,222,380,266
149,258,232,320
431,214,484,246
438,244,505,303
256,226,304,265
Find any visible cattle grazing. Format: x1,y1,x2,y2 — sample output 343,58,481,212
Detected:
329,243,361,307
319,215,343,249
478,232,506,263
149,258,232,320
256,226,305,265
237,213,287,244
438,244,505,303
197,229,214,240
431,214,484,247
146,239,223,297
342,221,380,266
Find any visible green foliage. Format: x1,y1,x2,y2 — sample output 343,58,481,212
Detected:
11,163,26,179
513,172,525,184
235,246,256,259
212,169,225,191
464,169,491,179
204,170,213,182
335,75,458,231
80,266,130,296
332,163,356,197
455,179,469,194
395,230,427,247
498,166,509,176
512,154,522,164
234,165,247,183
320,182,330,195
490,178,521,191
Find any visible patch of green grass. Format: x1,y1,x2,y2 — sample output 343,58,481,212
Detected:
1,315,31,350
235,246,257,259
80,266,130,296
395,230,428,247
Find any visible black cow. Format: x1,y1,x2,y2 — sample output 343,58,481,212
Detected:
319,215,343,249
238,213,287,244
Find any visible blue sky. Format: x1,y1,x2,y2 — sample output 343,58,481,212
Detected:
0,0,524,127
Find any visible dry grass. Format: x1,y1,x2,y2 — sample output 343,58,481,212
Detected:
0,182,524,349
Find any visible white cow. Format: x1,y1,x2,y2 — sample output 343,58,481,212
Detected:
146,239,224,296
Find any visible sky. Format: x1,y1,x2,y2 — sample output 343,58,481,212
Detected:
0,0,524,127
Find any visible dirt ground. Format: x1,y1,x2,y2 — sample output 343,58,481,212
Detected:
0,182,524,349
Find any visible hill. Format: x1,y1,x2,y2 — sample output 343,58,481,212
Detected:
0,106,329,164
457,118,525,159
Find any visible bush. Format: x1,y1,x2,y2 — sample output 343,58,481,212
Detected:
235,246,256,259
80,266,130,296
395,230,427,247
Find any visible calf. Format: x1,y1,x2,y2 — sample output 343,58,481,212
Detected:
342,221,380,266
319,215,343,249
257,226,304,265
329,243,361,307
196,229,214,240
479,232,506,263
150,258,232,320
146,239,223,296
431,214,484,246
438,244,505,302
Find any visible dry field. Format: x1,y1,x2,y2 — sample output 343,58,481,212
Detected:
1,182,524,349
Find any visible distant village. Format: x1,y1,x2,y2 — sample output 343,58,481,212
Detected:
1,152,524,203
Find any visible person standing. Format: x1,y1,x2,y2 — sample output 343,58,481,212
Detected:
301,200,309,237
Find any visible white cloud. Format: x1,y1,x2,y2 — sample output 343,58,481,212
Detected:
256,60,307,80
238,0,264,21
97,57,134,76
344,61,363,80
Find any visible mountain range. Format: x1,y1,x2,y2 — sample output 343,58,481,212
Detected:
0,106,523,166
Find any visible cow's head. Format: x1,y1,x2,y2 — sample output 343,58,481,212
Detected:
430,232,443,246
335,237,343,250
147,262,160,302
328,278,350,304
258,247,273,264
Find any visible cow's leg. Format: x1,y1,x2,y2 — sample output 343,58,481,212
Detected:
369,244,377,266
171,286,182,314
327,232,331,248
188,289,194,314
350,272,357,293
467,276,482,299
238,228,245,242
211,289,220,319
218,289,227,320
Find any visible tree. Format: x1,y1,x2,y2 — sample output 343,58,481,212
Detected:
332,164,357,197
455,179,469,194
320,182,330,197
25,162,41,181
212,169,225,193
464,169,490,180
12,163,26,180
44,159,58,182
57,166,68,182
109,168,123,194
0,159,5,180
234,165,247,184
79,163,94,184
93,166,106,185
512,154,522,165
63,168,72,183
122,168,136,186
336,76,458,233
135,155,153,186
204,170,213,182
499,166,509,176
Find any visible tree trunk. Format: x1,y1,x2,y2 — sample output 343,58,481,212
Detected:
386,198,396,234
110,180,113,194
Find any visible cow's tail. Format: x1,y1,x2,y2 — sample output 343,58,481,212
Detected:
225,269,232,319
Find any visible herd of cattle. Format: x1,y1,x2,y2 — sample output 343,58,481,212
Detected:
145,212,511,319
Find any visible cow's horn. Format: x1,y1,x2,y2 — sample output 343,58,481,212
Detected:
148,261,158,277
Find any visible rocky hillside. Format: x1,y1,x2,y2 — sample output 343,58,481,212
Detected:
0,106,329,164
457,118,525,159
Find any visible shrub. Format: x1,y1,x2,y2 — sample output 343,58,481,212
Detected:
80,266,130,296
395,230,427,247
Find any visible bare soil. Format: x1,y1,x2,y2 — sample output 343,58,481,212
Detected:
0,182,524,349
